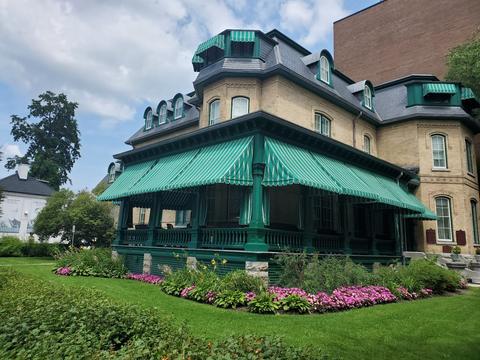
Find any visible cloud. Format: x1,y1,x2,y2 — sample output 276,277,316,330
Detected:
0,144,22,159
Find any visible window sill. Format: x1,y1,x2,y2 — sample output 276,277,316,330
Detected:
431,168,450,172
435,241,456,245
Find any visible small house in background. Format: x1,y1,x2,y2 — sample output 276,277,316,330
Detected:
0,164,55,241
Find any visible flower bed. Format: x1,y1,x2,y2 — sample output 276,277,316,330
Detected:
126,273,164,284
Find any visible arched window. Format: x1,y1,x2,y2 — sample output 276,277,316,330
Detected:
364,85,373,110
431,134,447,169
319,55,330,84
314,113,331,137
471,199,479,244
435,196,453,241
145,109,153,130
209,99,220,125
466,139,474,174
108,165,116,183
158,103,167,124
174,97,183,119
363,135,371,154
231,96,249,118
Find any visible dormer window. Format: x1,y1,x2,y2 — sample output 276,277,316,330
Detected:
231,97,249,118
174,96,183,119
319,56,330,84
364,85,373,110
209,99,220,125
158,103,167,124
108,165,116,183
144,108,153,130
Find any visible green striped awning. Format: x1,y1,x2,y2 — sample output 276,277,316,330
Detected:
192,55,204,64
230,30,256,42
98,137,253,201
422,83,456,96
97,160,156,201
461,87,476,100
195,34,225,55
263,137,431,214
404,207,437,220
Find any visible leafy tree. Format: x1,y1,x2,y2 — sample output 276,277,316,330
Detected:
446,33,480,114
34,190,114,246
6,91,81,190
92,180,109,197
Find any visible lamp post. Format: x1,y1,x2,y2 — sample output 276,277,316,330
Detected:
71,224,76,248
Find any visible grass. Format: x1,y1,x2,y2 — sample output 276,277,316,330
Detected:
2,257,480,359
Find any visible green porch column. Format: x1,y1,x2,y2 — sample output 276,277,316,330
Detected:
302,188,314,253
188,191,200,249
245,133,268,252
115,198,129,245
393,209,402,256
370,207,379,255
146,194,161,246
342,197,352,255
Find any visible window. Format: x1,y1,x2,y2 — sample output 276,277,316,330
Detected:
231,97,249,118
139,208,146,225
108,165,116,183
145,109,153,130
158,104,167,124
312,193,337,233
231,42,254,57
364,85,373,110
431,134,447,169
319,56,330,84
209,99,220,125
175,210,190,227
314,113,331,137
435,197,453,241
466,139,474,174
363,135,371,154
174,97,183,119
471,200,479,244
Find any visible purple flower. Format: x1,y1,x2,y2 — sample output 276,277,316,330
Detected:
245,291,256,302
56,267,72,276
126,273,164,284
180,285,196,298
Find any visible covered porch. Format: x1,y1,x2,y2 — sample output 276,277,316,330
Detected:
98,113,435,272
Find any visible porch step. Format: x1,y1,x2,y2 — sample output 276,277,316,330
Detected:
463,268,480,284
402,251,426,260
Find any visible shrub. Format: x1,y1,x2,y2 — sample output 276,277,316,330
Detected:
274,251,309,288
279,295,311,314
248,292,279,314
159,268,199,296
54,248,127,278
0,269,326,359
21,241,64,257
214,290,247,308
221,269,266,293
0,236,24,257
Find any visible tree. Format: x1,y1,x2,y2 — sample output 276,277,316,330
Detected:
6,91,81,190
34,190,115,246
446,33,480,103
0,151,4,216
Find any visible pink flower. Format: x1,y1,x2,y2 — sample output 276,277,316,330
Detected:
180,285,196,298
245,292,256,302
56,267,71,276
126,273,164,284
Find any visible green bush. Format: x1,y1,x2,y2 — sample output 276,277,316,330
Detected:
21,241,64,257
279,295,311,314
187,269,221,302
214,290,246,308
248,292,280,314
0,236,24,257
160,268,199,296
274,251,310,288
54,248,127,278
221,269,266,293
0,269,324,359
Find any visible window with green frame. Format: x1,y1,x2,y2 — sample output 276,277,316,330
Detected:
471,200,479,245
466,139,474,174
174,96,183,119
139,208,146,225
314,113,331,137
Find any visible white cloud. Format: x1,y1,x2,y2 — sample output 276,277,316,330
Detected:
0,144,22,159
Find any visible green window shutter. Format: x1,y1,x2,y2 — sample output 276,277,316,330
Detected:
422,83,457,96
230,30,256,42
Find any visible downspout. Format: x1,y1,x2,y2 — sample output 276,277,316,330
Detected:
395,171,405,264
353,111,362,148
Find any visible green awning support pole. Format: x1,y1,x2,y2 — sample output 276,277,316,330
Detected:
342,197,352,255
302,187,314,253
146,194,160,246
189,190,201,249
245,133,268,252
394,209,402,256
370,206,378,255
114,199,127,245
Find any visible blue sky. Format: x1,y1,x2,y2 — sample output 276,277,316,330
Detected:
0,0,378,191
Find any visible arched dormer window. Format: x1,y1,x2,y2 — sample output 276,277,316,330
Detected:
231,96,249,118
363,135,371,154
108,163,116,183
173,95,184,120
157,101,167,125
209,99,220,125
317,50,334,86
364,85,373,110
314,113,331,137
144,107,153,130
431,134,447,169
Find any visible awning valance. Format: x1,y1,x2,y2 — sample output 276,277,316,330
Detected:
192,55,204,64
195,34,225,55
230,30,256,42
423,83,456,96
98,137,253,201
461,87,477,101
262,137,431,214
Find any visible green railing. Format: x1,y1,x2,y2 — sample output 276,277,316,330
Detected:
154,228,191,248
351,237,370,254
312,234,343,253
122,229,149,246
200,228,248,249
265,229,303,251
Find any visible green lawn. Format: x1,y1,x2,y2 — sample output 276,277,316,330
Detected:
2,257,480,359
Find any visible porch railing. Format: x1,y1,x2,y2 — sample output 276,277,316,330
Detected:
154,228,191,248
123,229,149,246
265,229,303,251
312,234,343,253
200,228,248,249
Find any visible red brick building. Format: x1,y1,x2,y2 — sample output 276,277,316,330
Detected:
334,0,480,84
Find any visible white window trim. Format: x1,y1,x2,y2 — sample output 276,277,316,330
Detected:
174,98,183,119
231,97,249,119
466,139,474,174
364,85,372,110
158,104,167,124
209,99,220,126
314,113,331,137
431,134,448,170
435,197,453,242
145,110,153,130
319,56,330,84
363,135,371,154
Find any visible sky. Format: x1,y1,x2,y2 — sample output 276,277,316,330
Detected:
0,0,378,191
